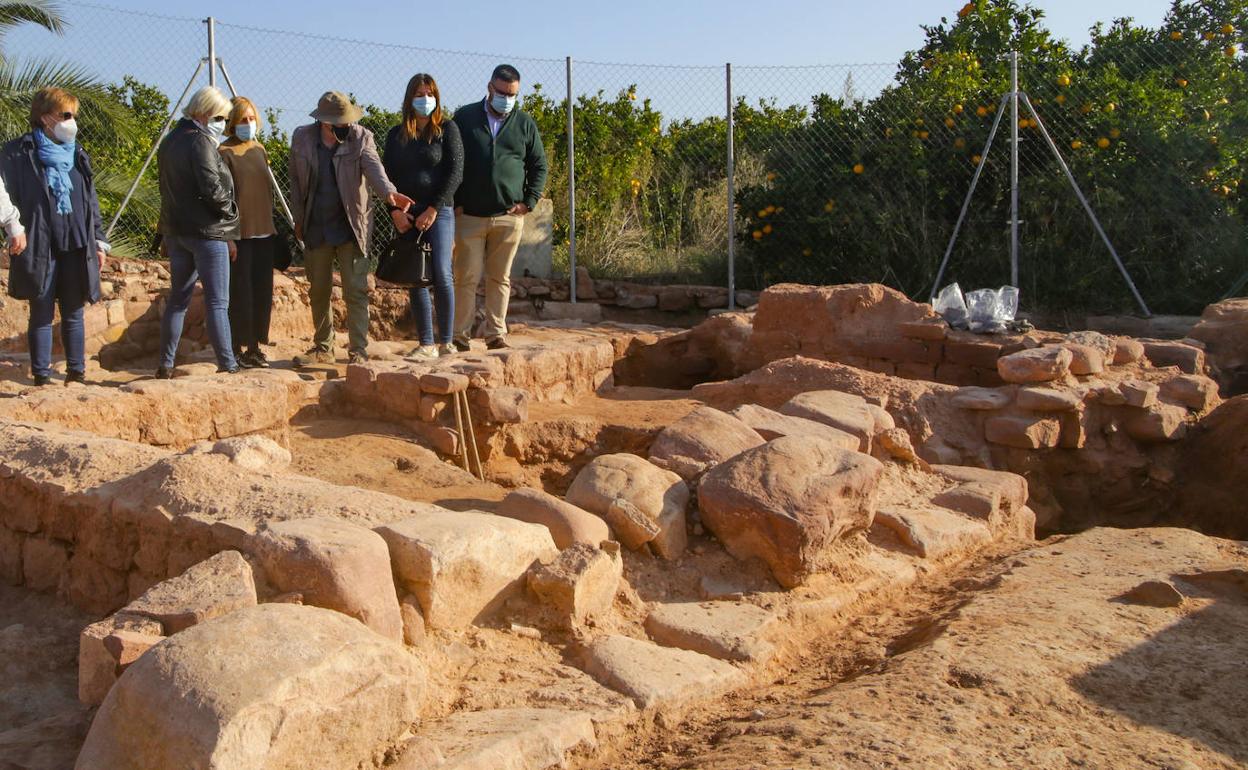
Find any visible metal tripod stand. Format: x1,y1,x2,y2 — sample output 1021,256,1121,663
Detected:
929,52,1152,318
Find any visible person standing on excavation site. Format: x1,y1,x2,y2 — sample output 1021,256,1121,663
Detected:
383,73,463,360
2,87,110,387
289,91,414,366
451,64,547,351
218,96,277,370
155,85,241,378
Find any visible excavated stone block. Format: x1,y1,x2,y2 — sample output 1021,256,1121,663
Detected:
565,454,689,559
1016,387,1082,412
420,372,470,395
1159,374,1221,412
579,634,745,711
1119,380,1159,408
376,511,557,629
984,415,1061,449
76,604,424,770
644,601,778,663
497,488,611,550
996,347,1072,384
528,541,622,627
874,506,992,559
121,550,257,634
648,405,765,481
728,404,859,450
79,612,165,706
951,386,1012,410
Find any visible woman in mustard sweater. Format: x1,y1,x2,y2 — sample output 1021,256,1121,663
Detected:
219,96,277,368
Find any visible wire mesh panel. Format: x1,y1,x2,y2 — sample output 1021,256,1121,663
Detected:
3,1,1245,314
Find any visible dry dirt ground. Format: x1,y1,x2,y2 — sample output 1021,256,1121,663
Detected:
590,527,1248,770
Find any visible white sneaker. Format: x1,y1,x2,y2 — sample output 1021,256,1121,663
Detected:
408,345,439,360
437,343,456,357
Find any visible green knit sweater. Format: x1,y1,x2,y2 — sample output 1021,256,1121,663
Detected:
452,100,548,217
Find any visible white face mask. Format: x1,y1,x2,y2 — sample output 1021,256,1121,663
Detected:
52,117,78,144
236,120,257,141
206,116,227,144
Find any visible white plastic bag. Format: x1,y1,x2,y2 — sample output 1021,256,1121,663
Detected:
965,285,1019,334
933,283,969,329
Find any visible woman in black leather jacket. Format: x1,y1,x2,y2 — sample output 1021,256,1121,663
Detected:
155,85,241,378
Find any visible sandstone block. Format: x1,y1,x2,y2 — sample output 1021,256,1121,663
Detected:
951,386,1012,410
1124,402,1189,443
579,634,744,711
698,436,884,588
75,604,424,770
984,415,1061,449
1061,343,1105,376
101,629,163,674
469,386,530,424
1112,337,1146,365
1119,380,1159,408
79,613,165,706
419,372,470,394
187,435,291,471
497,488,611,550
727,403,859,450
528,541,622,627
778,390,883,452
1016,386,1082,412
417,394,449,423
1159,374,1221,412
22,536,68,592
376,510,557,629
874,506,992,559
1143,340,1205,374
644,601,778,663
565,454,689,559
898,319,948,341
122,550,257,634
996,347,1072,384
396,708,596,770
648,405,765,480
251,518,403,641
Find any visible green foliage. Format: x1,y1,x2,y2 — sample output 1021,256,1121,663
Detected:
738,0,1248,313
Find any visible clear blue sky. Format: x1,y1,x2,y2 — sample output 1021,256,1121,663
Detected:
6,0,1175,132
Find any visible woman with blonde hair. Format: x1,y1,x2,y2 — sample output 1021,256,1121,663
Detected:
219,96,277,368
383,73,462,359
0,87,110,386
155,85,240,378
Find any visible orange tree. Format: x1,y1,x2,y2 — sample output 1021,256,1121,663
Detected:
738,0,1248,313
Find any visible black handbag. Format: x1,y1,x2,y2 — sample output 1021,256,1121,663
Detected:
376,228,433,288
272,215,297,272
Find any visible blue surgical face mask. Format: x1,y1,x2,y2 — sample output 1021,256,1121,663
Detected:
411,95,437,117
206,116,227,144
235,121,257,141
490,91,518,115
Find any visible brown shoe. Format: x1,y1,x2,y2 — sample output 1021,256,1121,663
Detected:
486,337,509,350
293,348,334,367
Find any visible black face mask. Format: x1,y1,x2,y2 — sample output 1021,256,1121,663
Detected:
331,124,351,142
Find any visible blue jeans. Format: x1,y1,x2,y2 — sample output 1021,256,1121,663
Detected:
408,206,455,346
28,247,88,378
159,235,237,370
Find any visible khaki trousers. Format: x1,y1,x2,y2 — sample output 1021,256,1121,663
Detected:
452,213,524,343
304,240,370,355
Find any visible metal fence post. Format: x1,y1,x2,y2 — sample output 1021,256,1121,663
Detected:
1009,50,1019,287
206,17,216,87
725,62,736,310
566,55,577,303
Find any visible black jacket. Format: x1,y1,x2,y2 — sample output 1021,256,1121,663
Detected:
0,131,104,302
158,118,239,240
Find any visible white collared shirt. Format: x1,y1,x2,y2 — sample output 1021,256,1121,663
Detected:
484,98,504,138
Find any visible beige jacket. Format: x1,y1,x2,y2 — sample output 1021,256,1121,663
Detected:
289,123,395,254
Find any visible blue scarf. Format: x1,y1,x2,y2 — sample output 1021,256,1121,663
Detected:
34,129,76,215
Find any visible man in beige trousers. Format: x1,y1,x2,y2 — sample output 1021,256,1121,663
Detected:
451,65,548,350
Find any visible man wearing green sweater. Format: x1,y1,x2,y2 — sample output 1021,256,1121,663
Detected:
451,64,548,350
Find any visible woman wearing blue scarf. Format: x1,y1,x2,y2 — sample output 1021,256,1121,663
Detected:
0,87,110,386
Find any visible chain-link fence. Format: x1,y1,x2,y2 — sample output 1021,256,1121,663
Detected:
4,0,1246,314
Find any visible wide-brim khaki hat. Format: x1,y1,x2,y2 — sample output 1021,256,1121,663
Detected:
310,91,364,124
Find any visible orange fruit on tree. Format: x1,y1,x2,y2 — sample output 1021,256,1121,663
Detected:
762,224,773,234
765,205,776,214
957,2,975,19
1170,30,1184,40
953,103,964,114
976,105,989,117
1109,128,1121,139
1057,74,1072,87
971,154,982,164
1080,102,1093,114
1103,102,1116,112
944,117,956,128
918,130,930,140
757,209,768,218
1222,24,1235,35
766,172,777,181
1097,137,1110,149
953,137,966,149
1070,140,1083,150
852,163,865,174
1176,77,1189,88
1055,93,1067,105
752,230,763,240
824,200,836,212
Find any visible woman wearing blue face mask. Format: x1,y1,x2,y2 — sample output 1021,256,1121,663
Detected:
0,87,110,386
155,85,241,378
219,96,277,369
383,73,463,359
